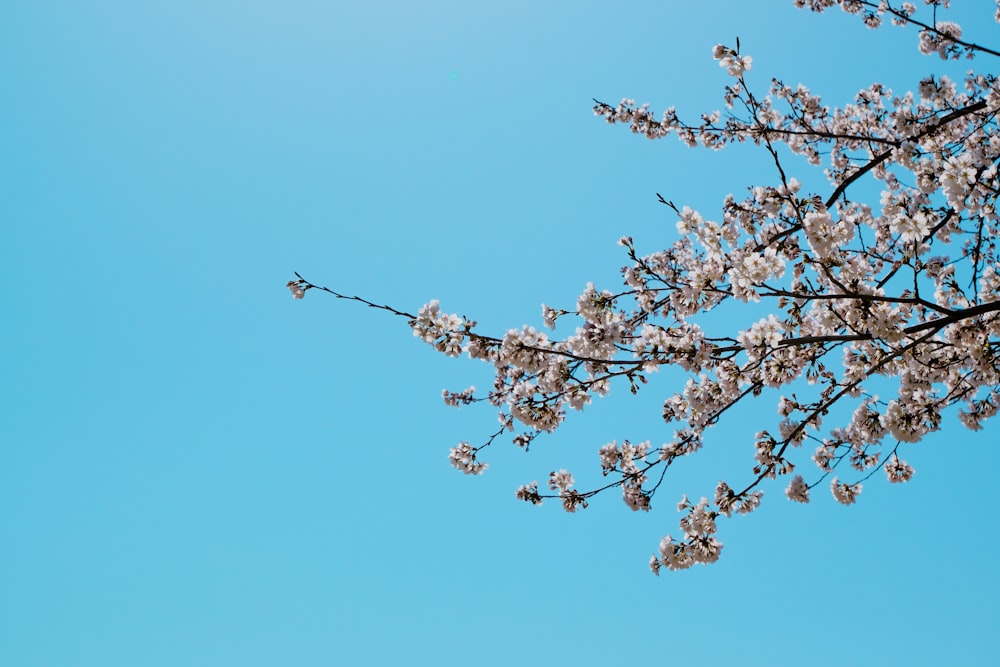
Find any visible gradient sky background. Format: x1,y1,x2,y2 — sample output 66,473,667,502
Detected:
3,1,998,665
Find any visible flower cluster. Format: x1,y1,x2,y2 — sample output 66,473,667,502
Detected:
547,469,588,512
650,497,723,574
785,475,810,503
884,454,915,483
448,442,488,475
830,477,863,505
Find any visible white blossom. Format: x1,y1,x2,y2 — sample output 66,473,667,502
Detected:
449,442,488,475
548,469,574,492
785,475,810,503
830,477,862,505
884,455,915,483
713,44,752,77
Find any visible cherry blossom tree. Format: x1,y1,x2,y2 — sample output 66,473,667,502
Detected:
289,0,1000,573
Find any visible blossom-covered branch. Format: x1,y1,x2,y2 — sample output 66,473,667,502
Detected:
289,0,1000,574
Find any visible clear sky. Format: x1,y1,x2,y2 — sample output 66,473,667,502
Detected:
3,1,998,665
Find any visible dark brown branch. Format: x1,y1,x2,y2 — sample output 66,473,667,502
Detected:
293,272,417,319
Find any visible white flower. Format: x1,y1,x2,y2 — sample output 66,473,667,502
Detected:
712,44,752,77
719,54,752,77
548,469,574,491
541,304,559,330
889,211,930,243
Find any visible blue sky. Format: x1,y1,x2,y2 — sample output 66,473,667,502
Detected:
3,1,998,665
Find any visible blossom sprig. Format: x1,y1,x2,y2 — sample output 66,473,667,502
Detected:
650,497,723,574
442,386,478,407
291,0,1000,573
